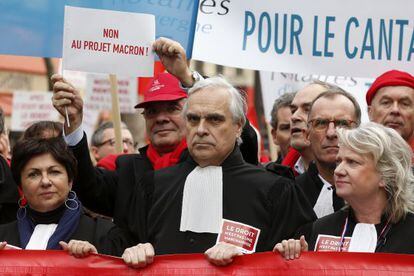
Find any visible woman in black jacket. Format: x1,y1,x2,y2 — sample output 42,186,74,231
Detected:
0,137,130,256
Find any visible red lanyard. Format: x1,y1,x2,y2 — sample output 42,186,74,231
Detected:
338,214,391,252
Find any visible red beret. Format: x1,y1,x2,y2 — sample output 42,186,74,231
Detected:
366,70,414,105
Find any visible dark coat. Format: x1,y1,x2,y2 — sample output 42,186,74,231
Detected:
0,156,19,224
70,134,188,243
143,146,316,255
298,208,414,254
0,213,129,256
295,162,344,213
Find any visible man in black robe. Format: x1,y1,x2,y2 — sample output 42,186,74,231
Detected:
296,90,361,218
121,75,315,267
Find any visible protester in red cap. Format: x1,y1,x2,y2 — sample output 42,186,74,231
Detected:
367,70,414,149
50,70,189,249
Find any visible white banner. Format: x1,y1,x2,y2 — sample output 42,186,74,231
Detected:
11,91,60,131
62,6,155,77
83,74,138,139
260,72,373,124
193,0,414,78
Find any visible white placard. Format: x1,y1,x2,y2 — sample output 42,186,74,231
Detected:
62,6,155,77
193,0,414,78
83,74,138,139
260,72,373,124
11,91,60,131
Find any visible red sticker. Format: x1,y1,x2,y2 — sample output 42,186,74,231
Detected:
315,234,351,252
216,219,260,254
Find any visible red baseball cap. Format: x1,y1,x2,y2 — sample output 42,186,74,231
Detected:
366,70,414,105
135,73,188,108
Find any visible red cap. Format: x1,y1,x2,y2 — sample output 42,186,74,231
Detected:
135,73,187,108
366,70,414,105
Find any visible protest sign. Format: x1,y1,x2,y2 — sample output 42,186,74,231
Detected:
260,71,373,123
193,0,414,78
83,74,138,139
11,91,60,131
0,0,198,58
63,6,155,77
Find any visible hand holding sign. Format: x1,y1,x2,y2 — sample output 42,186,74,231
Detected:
51,74,84,135
153,37,194,87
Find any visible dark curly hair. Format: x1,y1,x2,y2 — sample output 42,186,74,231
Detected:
11,137,77,185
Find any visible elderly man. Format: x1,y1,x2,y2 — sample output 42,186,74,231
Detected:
296,89,361,218
51,71,189,239
90,121,135,163
282,81,338,175
366,70,414,149
121,76,315,267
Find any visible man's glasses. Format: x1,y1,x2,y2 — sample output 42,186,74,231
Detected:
96,138,135,148
308,118,356,131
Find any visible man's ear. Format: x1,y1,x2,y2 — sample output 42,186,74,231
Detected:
271,128,278,144
90,146,99,161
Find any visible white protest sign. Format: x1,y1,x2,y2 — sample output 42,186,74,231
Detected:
260,72,373,124
62,6,155,77
193,0,414,78
83,74,138,139
11,91,60,131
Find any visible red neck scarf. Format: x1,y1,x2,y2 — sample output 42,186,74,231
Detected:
146,139,187,170
281,147,301,176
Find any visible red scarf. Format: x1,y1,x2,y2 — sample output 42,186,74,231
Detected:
281,147,301,176
146,139,187,170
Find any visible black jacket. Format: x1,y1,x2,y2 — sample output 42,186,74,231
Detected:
70,134,188,243
295,162,344,214
0,213,129,256
0,156,19,224
298,208,414,254
143,146,316,254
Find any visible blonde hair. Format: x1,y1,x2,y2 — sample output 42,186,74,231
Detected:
337,122,414,223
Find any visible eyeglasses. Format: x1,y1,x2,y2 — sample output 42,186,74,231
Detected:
96,138,135,148
308,118,356,131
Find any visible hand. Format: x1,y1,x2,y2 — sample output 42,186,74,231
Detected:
122,243,155,268
51,74,83,134
0,241,7,250
204,242,243,266
60,240,97,258
152,37,194,87
273,235,308,260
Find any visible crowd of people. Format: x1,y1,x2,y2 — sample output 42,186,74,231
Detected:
0,37,414,268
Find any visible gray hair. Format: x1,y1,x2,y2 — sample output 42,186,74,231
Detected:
184,76,247,144
337,122,414,223
309,88,362,125
91,121,128,146
270,92,296,129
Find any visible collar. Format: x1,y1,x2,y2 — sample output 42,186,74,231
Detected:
294,156,306,174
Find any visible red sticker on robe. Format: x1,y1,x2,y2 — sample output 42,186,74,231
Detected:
216,219,260,254
315,234,351,252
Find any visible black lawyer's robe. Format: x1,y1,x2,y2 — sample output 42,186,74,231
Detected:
295,162,344,214
298,208,414,254
142,146,316,255
0,212,130,256
0,156,19,224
